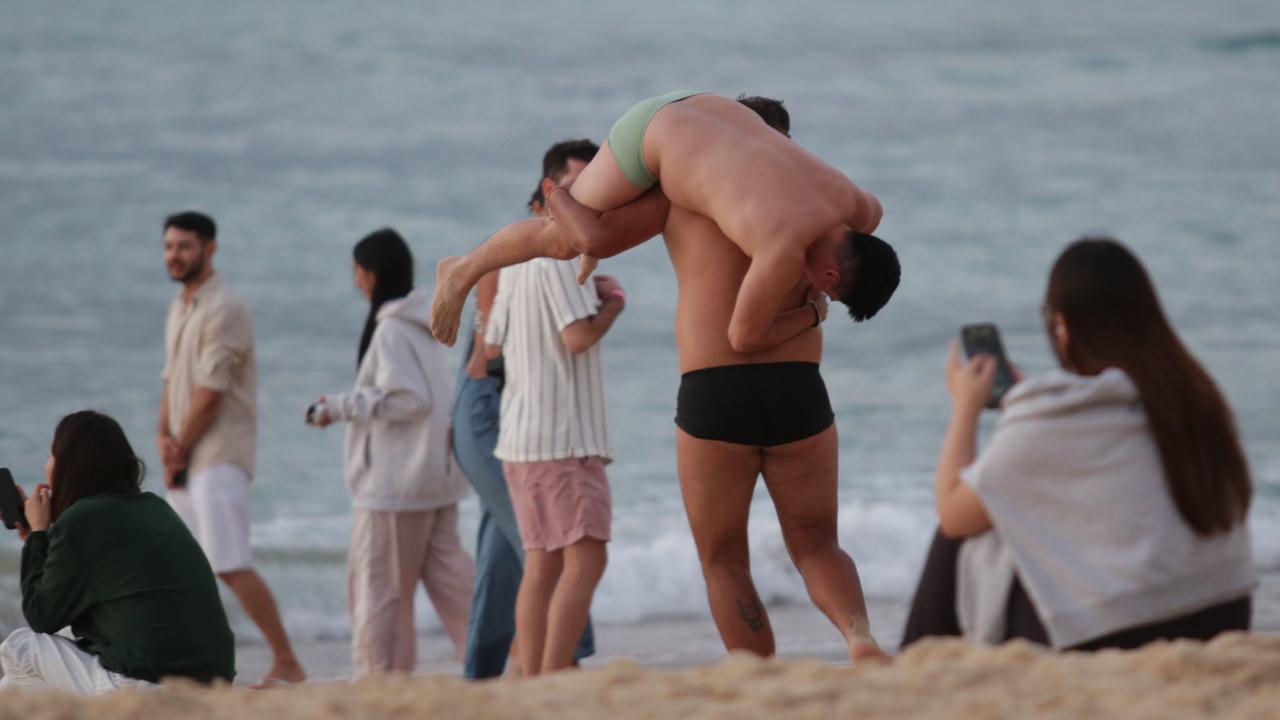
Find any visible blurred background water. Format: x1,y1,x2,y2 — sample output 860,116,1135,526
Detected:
1,0,1278,643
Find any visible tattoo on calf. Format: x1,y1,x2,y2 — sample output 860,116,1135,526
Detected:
736,597,766,633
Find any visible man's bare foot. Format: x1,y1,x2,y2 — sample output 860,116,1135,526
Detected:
849,636,892,665
430,257,467,346
251,659,306,689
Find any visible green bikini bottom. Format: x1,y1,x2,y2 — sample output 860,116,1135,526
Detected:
607,90,706,190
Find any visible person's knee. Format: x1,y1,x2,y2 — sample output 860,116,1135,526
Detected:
564,540,607,582
523,552,564,588
1,629,36,676
781,522,841,565
697,540,751,578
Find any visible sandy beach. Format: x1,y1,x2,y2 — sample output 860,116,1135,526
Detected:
233,573,1280,682
3,633,1276,719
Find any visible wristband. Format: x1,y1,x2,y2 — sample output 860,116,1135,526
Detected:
808,299,821,327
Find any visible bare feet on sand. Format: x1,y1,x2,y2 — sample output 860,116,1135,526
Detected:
430,257,466,346
251,660,306,689
850,636,892,665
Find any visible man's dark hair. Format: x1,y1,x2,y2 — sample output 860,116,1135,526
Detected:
49,410,144,523
836,231,900,321
542,139,599,184
164,211,217,243
737,94,790,136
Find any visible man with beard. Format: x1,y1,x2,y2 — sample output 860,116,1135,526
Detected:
157,211,305,686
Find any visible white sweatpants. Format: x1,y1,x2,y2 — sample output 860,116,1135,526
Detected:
0,629,154,695
348,505,476,678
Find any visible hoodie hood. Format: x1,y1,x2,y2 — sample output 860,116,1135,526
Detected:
376,289,432,330
999,367,1139,424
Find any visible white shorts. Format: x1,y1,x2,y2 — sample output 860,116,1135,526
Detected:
167,463,253,573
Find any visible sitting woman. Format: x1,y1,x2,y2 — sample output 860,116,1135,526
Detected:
903,237,1255,651
0,411,234,693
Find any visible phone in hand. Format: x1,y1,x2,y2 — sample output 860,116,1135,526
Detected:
0,468,29,530
960,323,1017,409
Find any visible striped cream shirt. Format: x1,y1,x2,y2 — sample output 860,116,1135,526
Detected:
485,258,612,463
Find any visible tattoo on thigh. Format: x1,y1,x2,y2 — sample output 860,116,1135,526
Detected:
736,597,766,633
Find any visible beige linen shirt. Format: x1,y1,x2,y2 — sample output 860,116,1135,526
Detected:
163,273,257,478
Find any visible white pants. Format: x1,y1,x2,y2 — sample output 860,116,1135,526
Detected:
168,463,254,573
348,505,476,678
0,629,154,695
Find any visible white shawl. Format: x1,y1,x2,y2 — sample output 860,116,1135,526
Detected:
957,368,1255,648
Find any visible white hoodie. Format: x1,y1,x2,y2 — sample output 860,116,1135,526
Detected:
957,368,1255,648
322,290,466,512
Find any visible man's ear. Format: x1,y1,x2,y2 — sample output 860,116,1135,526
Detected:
205,239,218,261
822,265,841,295
540,177,557,199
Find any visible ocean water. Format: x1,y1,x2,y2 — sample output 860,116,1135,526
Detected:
2,1,1279,643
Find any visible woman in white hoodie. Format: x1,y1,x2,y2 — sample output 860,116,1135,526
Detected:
308,228,475,676
902,237,1254,651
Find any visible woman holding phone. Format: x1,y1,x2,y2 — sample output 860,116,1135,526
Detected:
0,410,234,693
306,228,474,677
902,237,1255,651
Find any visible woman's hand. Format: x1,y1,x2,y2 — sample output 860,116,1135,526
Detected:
308,397,334,428
24,484,51,534
946,341,997,415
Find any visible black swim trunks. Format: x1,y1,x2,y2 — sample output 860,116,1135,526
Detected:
675,362,835,446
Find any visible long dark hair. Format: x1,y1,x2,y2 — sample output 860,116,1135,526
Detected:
353,228,414,366
1044,237,1251,536
49,411,144,522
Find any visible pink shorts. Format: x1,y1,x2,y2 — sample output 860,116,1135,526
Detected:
503,457,612,551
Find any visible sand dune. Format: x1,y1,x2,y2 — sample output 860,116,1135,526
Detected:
6,634,1279,719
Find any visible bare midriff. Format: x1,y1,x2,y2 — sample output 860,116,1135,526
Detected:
664,207,822,374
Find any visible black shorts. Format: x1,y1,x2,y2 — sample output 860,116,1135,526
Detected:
675,362,835,447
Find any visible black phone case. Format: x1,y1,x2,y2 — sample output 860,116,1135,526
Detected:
960,323,1017,409
0,469,28,530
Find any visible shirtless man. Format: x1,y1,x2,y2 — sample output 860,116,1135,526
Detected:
658,98,887,663
430,91,898,354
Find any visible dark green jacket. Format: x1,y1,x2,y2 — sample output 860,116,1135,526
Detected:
20,492,235,683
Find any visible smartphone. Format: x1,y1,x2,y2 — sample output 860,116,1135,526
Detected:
172,468,189,488
0,468,28,530
960,323,1017,409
